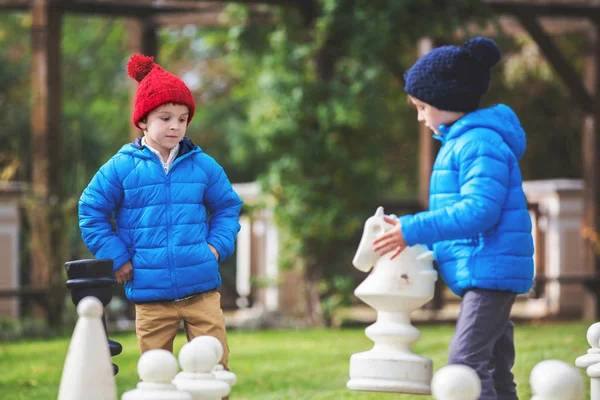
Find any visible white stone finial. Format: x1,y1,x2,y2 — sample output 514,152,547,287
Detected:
575,321,600,400
587,322,600,349
212,364,237,387
191,336,223,363
190,336,238,387
179,341,220,374
431,365,481,400
122,350,191,400
58,296,117,400
173,341,231,400
77,296,104,318
139,349,180,382
530,360,584,400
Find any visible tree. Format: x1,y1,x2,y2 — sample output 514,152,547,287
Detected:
220,1,491,325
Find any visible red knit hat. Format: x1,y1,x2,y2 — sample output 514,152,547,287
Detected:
127,54,196,128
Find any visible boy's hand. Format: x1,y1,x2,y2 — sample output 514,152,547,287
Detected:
115,261,133,283
208,243,220,261
373,216,407,260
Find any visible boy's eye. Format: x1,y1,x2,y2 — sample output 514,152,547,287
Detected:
179,118,187,123
418,106,425,111
161,117,170,121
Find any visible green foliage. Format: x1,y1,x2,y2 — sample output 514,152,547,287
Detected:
0,13,31,181
487,33,582,180
217,1,491,321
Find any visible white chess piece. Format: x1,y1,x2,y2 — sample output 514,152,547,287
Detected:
531,359,584,400
122,349,192,400
191,336,237,387
431,365,481,400
347,207,438,394
575,322,600,400
173,340,231,400
58,296,117,400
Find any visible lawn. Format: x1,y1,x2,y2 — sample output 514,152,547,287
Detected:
0,321,593,399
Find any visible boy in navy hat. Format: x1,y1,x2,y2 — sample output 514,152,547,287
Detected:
373,37,533,400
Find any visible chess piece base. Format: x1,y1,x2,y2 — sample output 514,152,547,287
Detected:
347,350,432,395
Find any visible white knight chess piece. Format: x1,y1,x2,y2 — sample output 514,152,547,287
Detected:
347,207,438,394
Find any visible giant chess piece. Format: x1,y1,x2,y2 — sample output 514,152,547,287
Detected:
122,349,192,400
58,296,117,400
575,322,600,400
65,258,122,375
347,207,438,394
173,339,231,400
191,336,237,388
531,359,584,400
431,365,481,400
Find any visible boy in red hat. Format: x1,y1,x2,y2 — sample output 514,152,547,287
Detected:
78,54,243,372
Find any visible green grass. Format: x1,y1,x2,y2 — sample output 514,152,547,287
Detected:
0,322,593,399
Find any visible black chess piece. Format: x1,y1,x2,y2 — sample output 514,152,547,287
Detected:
65,259,122,375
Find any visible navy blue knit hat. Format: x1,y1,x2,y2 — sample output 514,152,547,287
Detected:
404,36,502,112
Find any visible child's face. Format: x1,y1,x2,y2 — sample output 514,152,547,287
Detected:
409,96,464,135
138,103,189,154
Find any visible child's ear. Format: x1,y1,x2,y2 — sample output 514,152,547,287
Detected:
138,119,147,131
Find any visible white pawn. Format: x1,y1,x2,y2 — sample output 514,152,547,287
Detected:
173,340,231,400
530,360,584,400
122,349,192,400
58,296,117,400
575,322,600,400
431,365,481,400
192,336,237,387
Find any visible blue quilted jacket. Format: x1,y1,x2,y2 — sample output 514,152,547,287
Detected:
79,137,243,303
399,105,534,297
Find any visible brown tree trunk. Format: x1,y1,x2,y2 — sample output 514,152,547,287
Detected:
304,260,325,327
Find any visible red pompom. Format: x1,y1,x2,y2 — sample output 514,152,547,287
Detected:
127,54,155,82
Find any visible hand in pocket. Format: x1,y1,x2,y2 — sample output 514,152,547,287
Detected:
208,243,220,261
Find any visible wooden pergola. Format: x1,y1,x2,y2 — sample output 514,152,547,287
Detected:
2,0,600,318
0,0,311,324
482,0,600,313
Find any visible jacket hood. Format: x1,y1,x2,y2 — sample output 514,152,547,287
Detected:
439,104,527,160
117,136,201,159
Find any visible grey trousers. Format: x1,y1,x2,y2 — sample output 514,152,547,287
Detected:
448,288,518,400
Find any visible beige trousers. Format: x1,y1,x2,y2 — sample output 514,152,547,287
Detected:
135,290,229,368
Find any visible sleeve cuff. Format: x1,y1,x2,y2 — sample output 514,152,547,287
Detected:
399,215,419,246
112,252,131,273
208,238,226,262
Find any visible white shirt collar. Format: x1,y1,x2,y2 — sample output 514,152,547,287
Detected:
141,137,180,173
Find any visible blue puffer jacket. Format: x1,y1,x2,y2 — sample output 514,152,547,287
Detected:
79,137,243,303
399,105,534,297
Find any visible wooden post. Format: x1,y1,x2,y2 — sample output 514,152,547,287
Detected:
416,37,444,313
30,0,64,326
417,37,437,210
125,19,158,142
582,25,600,319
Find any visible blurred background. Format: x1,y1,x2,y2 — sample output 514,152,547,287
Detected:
0,0,597,337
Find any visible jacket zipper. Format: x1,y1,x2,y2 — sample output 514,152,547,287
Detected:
159,148,199,299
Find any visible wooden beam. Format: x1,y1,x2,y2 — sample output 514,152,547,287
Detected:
30,0,65,327
417,37,436,210
152,9,273,27
487,1,600,19
125,18,158,142
516,12,594,113
0,0,30,10
581,25,600,314
31,0,62,200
